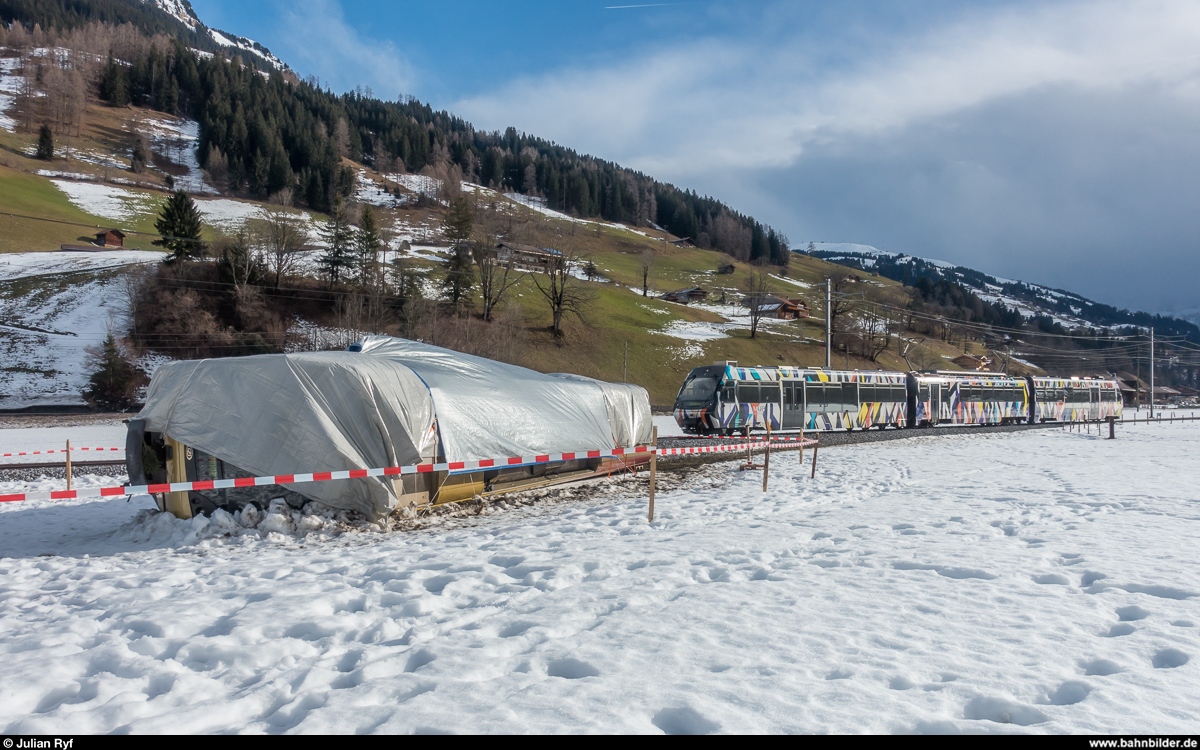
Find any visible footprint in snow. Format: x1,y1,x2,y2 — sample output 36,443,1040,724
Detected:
1081,658,1122,676
1046,681,1091,706
1103,623,1136,637
652,706,720,735
1032,573,1071,585
1152,649,1189,669
963,696,1048,726
547,658,599,679
1116,605,1151,622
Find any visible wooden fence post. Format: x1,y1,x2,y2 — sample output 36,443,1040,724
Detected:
65,439,72,492
745,426,752,466
762,422,771,492
810,438,819,478
1108,416,1115,439
648,426,658,523
799,427,805,468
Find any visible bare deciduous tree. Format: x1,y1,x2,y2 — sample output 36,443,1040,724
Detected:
532,244,595,339
742,269,774,339
639,248,655,297
252,208,307,289
472,236,523,322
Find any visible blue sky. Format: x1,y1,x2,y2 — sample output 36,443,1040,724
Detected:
189,0,1200,316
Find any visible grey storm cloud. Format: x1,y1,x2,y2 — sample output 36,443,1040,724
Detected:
742,81,1200,313
454,0,1200,315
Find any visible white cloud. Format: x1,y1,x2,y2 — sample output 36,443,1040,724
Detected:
451,0,1200,311
272,0,414,98
454,0,1200,179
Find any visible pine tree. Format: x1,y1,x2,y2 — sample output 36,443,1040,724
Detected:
441,196,475,310
36,124,53,161
354,205,383,288
82,334,147,410
443,195,473,247
318,198,355,287
130,134,149,173
153,190,206,262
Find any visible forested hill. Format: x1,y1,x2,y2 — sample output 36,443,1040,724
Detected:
805,246,1200,343
1,0,791,266
0,0,282,69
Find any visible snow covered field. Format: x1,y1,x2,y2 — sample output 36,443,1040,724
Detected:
1,422,1197,733
0,251,165,407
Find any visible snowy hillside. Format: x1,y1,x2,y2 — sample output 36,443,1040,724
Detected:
801,243,1194,334
0,251,166,408
146,0,200,30
0,424,1197,733
143,0,289,71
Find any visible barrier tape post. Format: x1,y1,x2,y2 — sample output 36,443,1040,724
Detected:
65,439,72,492
762,422,771,492
799,426,805,468
648,426,657,523
811,437,819,479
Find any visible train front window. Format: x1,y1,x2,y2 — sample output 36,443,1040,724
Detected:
679,376,719,404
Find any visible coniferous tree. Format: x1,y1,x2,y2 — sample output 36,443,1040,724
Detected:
441,196,475,311
317,198,354,287
153,190,206,262
354,205,382,289
81,333,147,410
130,134,149,173
36,123,52,160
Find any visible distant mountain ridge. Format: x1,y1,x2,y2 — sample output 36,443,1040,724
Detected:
144,0,287,70
0,0,288,71
801,242,1200,341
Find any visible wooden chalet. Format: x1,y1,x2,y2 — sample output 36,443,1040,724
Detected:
494,242,561,273
96,229,125,248
951,354,993,371
60,228,126,252
740,294,811,320
716,263,736,275
669,237,695,248
659,287,709,305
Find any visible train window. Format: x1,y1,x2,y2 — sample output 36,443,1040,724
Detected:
810,385,828,410
761,384,782,404
736,383,760,403
861,386,876,403
679,376,718,402
843,383,858,410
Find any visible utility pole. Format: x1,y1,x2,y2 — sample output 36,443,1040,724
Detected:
825,278,832,368
1150,328,1155,419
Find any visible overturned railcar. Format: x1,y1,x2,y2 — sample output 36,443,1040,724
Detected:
127,336,653,520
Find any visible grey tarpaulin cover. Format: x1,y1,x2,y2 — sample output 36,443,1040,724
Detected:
136,336,652,518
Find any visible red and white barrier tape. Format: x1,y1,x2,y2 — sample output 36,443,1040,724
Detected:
1,447,123,457
0,439,816,505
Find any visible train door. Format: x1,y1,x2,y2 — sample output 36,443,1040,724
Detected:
930,382,942,425
1090,386,1100,421
782,381,804,430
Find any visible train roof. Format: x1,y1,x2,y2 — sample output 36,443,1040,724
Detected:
911,371,1023,384
719,365,906,383
1032,376,1119,387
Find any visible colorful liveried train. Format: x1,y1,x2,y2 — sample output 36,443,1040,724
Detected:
673,362,1122,434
